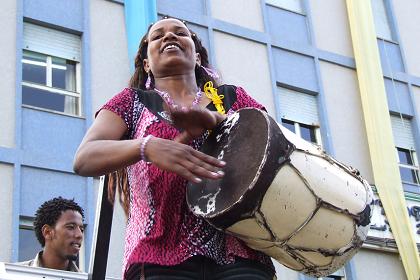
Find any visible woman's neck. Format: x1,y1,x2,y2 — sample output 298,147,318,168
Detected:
154,73,199,99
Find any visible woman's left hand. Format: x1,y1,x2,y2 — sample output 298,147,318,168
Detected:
171,107,226,144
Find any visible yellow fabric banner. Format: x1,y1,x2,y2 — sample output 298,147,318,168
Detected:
345,0,420,279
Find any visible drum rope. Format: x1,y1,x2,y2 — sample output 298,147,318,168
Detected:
295,148,367,183
288,161,370,221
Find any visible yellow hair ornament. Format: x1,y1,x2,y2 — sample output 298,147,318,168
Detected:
204,81,225,115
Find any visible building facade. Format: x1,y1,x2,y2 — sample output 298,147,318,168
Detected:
0,0,419,279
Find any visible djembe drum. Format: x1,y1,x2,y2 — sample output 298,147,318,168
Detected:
187,108,373,277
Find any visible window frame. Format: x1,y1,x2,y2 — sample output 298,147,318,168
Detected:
22,20,83,117
22,50,82,116
390,115,419,193
318,267,346,280
266,0,305,15
396,147,420,186
281,118,322,146
18,216,42,262
371,0,395,41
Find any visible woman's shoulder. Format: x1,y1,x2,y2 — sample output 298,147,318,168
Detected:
217,84,265,111
216,84,248,96
106,87,137,103
216,84,252,102
102,87,136,109
216,84,237,94
108,87,161,106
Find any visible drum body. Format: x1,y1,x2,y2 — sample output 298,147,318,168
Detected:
187,108,373,277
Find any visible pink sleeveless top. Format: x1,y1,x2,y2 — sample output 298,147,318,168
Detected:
99,85,273,277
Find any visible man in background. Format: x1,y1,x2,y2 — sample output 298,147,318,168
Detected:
19,197,85,272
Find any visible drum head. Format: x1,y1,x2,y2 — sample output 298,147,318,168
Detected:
187,108,293,229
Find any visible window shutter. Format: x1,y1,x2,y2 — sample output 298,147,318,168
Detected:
391,115,415,150
278,87,319,126
23,22,81,61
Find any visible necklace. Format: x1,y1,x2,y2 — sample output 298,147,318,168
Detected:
154,87,202,109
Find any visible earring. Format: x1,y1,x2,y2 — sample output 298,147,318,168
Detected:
201,65,220,80
145,72,151,89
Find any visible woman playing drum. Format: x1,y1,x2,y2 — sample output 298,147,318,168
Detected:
73,17,275,280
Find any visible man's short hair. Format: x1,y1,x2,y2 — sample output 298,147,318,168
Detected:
33,197,85,247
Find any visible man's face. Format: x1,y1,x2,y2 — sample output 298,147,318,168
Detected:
47,210,84,261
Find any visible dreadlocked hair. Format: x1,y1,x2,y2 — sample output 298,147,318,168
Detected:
34,197,84,247
109,17,220,217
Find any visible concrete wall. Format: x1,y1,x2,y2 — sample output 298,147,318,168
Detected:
353,248,406,280
90,0,130,114
412,86,420,157
0,0,17,148
273,261,301,280
213,31,276,115
211,0,264,32
392,0,420,77
412,86,420,123
0,164,14,262
20,167,87,217
106,194,126,279
309,0,353,57
319,61,374,183
23,0,83,31
90,1,129,277
90,177,126,279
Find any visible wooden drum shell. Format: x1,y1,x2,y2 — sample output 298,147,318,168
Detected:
187,108,373,277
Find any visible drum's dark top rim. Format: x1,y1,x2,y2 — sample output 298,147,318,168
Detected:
186,108,292,229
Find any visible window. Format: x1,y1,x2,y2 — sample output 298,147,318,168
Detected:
282,119,319,144
318,268,346,280
278,87,321,145
22,22,82,116
266,0,303,14
397,148,419,185
319,276,344,280
371,0,393,40
18,217,42,262
391,115,420,191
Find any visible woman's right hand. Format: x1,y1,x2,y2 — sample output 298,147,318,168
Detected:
170,107,226,144
145,136,225,183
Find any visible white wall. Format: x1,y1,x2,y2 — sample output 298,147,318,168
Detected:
412,86,420,126
105,195,126,279
90,1,129,277
319,61,374,183
392,0,420,77
353,248,406,280
211,0,265,32
273,261,301,280
412,85,420,155
0,164,14,262
0,0,17,148
213,31,276,116
90,177,126,279
90,0,130,115
309,0,354,57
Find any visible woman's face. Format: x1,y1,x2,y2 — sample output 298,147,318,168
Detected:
144,18,200,78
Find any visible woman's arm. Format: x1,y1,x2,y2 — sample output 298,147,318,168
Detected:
73,110,225,182
73,109,140,177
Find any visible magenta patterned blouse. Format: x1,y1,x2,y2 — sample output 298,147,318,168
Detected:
99,85,273,277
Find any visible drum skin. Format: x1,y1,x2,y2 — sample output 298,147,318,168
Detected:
187,108,373,277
